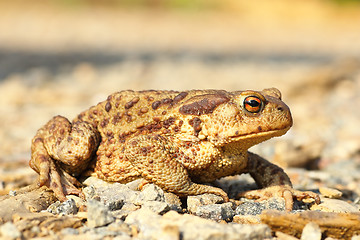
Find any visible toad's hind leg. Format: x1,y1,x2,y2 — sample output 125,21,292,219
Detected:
29,116,100,201
94,143,141,183
124,134,229,202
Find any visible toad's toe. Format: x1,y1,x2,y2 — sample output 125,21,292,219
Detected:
237,185,320,211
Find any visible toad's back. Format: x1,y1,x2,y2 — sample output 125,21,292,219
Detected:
75,90,230,143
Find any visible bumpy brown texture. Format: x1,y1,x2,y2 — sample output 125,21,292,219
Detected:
29,88,319,210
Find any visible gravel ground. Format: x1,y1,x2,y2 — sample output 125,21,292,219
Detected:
0,1,360,239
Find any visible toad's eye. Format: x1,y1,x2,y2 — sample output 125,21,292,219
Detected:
243,96,262,113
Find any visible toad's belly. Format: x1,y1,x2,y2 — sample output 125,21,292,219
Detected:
188,152,248,183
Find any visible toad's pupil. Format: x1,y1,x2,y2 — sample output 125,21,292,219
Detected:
247,99,260,107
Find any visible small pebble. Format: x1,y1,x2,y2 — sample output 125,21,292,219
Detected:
47,201,61,214
142,201,170,215
0,222,22,239
310,198,359,213
67,195,86,208
61,227,79,235
232,215,261,224
195,202,235,221
187,194,224,214
137,184,165,203
112,202,140,220
8,190,16,196
265,197,286,211
164,192,182,212
47,199,78,215
30,226,40,235
236,201,264,215
301,222,322,240
319,187,343,199
87,199,115,228
236,197,286,215
82,185,97,200
276,231,299,240
57,198,78,215
95,182,139,207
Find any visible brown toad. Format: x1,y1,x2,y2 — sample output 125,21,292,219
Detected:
29,88,319,210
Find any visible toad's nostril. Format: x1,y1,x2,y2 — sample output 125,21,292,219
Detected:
277,107,283,111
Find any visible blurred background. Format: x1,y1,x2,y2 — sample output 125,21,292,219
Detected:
0,0,359,193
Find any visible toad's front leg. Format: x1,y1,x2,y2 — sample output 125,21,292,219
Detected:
124,134,229,201
238,152,320,211
29,116,100,201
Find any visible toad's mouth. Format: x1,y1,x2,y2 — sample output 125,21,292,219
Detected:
211,126,291,147
230,126,291,140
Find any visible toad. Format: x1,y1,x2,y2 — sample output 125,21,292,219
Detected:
29,88,319,210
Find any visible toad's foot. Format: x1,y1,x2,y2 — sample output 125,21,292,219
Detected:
29,116,99,201
29,136,80,201
237,185,320,211
50,165,84,201
39,157,83,201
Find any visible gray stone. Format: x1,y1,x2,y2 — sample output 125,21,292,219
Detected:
107,221,132,236
167,211,271,240
47,201,61,214
77,226,131,240
164,192,183,212
47,199,78,215
112,202,140,220
61,227,79,235
85,180,176,214
8,190,16,196
136,184,166,204
236,197,286,215
182,221,270,240
87,199,115,227
96,183,128,210
125,209,271,240
301,222,322,240
79,221,131,239
89,226,127,238
82,176,114,188
195,202,235,221
100,193,125,211
67,195,86,208
0,222,22,239
142,201,171,215
89,182,139,210
236,201,265,215
83,177,140,206
111,184,140,204
83,185,98,200
187,194,224,213
58,198,78,215
265,197,286,211
125,208,163,239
